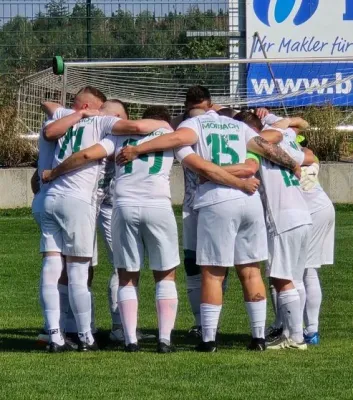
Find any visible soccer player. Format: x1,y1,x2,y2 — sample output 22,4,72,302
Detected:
42,105,260,352
116,104,301,352
234,111,313,350
40,100,171,353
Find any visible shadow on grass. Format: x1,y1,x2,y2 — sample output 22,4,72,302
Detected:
0,328,251,353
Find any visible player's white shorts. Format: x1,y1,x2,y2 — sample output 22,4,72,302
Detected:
306,204,335,269
112,206,180,272
266,224,311,281
182,204,198,253
40,194,96,257
196,196,268,267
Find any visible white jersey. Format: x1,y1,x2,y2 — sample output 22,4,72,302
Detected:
99,128,184,208
257,144,312,235
179,110,259,209
47,107,119,205
32,120,56,214
279,128,333,215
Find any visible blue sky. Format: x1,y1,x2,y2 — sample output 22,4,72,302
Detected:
0,0,227,24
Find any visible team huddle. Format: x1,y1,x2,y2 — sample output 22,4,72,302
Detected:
32,85,335,353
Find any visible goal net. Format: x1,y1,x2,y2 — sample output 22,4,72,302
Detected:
17,57,353,136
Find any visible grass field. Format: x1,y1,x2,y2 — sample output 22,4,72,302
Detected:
1,207,353,400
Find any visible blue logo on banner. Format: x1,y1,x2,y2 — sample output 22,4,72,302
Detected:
253,0,319,26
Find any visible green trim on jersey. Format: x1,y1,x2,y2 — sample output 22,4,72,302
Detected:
246,152,260,163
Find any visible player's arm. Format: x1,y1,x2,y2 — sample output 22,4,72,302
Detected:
272,117,309,133
111,119,171,136
116,128,198,165
43,109,100,141
247,136,301,178
31,169,40,194
260,128,283,145
302,148,316,166
41,102,62,118
181,153,260,195
42,144,109,183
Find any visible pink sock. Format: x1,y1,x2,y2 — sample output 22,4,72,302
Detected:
156,280,178,345
118,286,138,345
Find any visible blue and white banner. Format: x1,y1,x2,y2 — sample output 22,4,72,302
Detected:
246,0,353,106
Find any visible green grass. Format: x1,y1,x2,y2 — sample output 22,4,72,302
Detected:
1,210,353,399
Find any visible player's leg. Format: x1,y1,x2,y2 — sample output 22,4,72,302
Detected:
183,206,202,335
142,207,180,353
39,195,68,351
61,196,97,351
303,204,335,344
266,225,311,350
195,202,236,352
234,196,268,351
112,206,144,351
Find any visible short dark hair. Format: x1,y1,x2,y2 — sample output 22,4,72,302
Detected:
76,86,107,103
217,108,237,118
185,85,211,108
142,105,171,124
106,99,129,119
233,111,264,132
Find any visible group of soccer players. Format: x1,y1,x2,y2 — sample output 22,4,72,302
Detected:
32,84,335,353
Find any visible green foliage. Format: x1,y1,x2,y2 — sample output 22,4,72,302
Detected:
301,105,347,162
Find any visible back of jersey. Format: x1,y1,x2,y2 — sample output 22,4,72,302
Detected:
179,110,259,209
48,111,118,205
114,128,174,208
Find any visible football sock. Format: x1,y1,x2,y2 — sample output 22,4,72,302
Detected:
89,288,96,334
108,271,122,327
67,261,93,343
303,268,322,334
278,289,303,343
40,255,64,345
186,274,201,326
58,283,69,333
294,280,306,323
156,280,178,345
118,285,138,345
245,300,266,339
201,303,222,342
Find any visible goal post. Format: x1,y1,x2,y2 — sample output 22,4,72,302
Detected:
17,56,353,136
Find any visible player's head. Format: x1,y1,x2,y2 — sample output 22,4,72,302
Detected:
100,99,129,120
217,108,237,118
73,86,107,111
185,85,212,111
233,111,264,133
142,105,171,124
183,108,206,121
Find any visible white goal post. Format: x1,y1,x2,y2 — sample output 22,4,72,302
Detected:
17,56,353,136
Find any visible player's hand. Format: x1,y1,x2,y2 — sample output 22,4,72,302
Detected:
116,145,139,165
255,108,269,119
293,163,302,180
242,177,260,194
80,109,101,118
42,170,53,183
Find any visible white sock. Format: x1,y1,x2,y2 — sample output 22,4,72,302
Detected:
58,284,69,333
156,280,178,345
108,271,122,327
89,287,96,333
200,303,222,342
40,256,64,345
294,280,306,324
186,274,201,326
118,285,138,345
67,261,94,344
245,300,266,339
304,268,322,334
277,289,303,343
